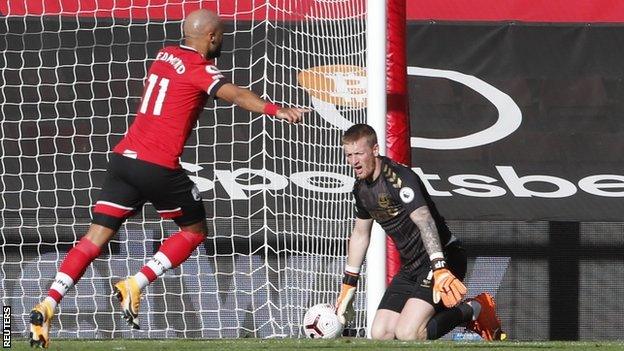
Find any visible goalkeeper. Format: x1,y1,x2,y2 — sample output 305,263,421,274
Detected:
28,8,307,348
335,124,503,341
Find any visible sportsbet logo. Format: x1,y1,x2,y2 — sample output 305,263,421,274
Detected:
182,65,622,200
181,163,624,199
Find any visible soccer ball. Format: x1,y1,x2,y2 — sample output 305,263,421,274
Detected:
303,303,344,339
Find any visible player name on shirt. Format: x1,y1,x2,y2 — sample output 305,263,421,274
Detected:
155,51,186,74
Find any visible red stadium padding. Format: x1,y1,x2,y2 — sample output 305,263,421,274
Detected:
385,0,409,284
407,0,624,23
1,0,364,20
5,0,624,22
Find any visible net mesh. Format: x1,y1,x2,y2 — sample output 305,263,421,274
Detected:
0,0,368,338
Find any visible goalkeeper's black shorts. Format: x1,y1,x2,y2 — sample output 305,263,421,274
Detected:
377,241,467,313
92,153,206,231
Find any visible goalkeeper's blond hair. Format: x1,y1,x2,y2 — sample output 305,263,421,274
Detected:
341,123,377,147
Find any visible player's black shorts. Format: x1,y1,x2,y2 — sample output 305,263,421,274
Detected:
377,241,467,313
92,153,205,231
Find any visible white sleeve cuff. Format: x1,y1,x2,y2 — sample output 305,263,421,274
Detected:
429,252,444,261
345,264,361,274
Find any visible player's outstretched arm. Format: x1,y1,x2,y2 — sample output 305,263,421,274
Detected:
335,218,373,324
215,83,308,123
410,206,467,308
345,218,373,270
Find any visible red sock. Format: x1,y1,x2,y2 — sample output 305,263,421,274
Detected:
137,231,205,286
48,237,101,303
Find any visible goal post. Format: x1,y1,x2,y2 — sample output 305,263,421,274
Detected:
365,0,410,336
364,0,388,338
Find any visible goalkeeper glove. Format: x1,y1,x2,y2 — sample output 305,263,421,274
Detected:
431,258,467,308
335,269,359,325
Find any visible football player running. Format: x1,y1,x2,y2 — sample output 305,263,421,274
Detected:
28,9,307,348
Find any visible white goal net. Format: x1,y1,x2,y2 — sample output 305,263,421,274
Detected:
0,0,368,339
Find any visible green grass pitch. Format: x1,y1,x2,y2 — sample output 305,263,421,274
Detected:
9,339,624,351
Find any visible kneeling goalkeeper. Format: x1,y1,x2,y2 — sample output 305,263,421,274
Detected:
335,124,503,341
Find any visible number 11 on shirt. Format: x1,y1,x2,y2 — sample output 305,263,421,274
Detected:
140,73,170,116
